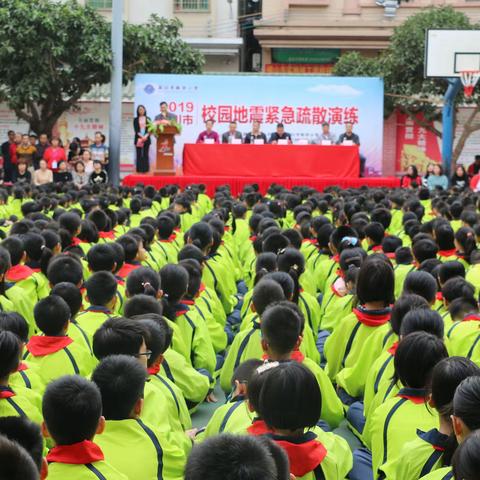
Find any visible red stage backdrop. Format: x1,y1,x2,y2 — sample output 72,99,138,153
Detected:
396,111,441,174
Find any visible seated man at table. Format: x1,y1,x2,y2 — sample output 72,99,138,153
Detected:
337,122,366,177
222,121,243,144
313,122,336,144
196,119,220,144
244,120,267,144
269,123,292,144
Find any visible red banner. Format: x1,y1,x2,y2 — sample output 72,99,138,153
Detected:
396,111,441,174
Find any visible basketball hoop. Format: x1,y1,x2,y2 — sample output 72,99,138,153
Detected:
460,70,480,98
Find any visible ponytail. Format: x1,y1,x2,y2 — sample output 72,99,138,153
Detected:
39,246,54,277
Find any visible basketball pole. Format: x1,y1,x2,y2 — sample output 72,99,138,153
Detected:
441,78,462,177
109,0,123,186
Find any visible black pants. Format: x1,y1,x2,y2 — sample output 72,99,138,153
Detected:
136,145,150,173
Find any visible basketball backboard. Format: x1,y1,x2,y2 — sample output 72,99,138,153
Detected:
425,29,480,78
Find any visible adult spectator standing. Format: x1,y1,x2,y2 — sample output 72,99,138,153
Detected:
89,160,108,185
34,133,49,170
81,150,94,174
221,121,243,144
154,101,177,122
1,130,15,182
196,119,220,144
44,137,66,172
90,132,109,167
133,105,151,173
313,122,336,144
16,134,36,168
33,159,53,186
338,122,366,177
468,155,480,176
244,120,267,144
269,123,292,144
9,133,21,175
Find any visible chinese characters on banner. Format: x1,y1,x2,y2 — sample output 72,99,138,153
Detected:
395,111,441,174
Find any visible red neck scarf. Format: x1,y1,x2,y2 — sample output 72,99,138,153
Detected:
438,249,457,258
397,387,427,405
353,306,391,327
27,336,73,356
0,386,15,399
464,314,480,322
262,350,305,363
117,263,140,279
6,264,34,282
387,341,399,356
147,365,160,375
47,440,104,465
247,419,270,436
98,231,115,240
17,362,28,372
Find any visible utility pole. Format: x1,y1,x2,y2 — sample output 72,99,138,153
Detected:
109,0,123,186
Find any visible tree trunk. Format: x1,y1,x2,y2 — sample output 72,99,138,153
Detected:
452,104,480,168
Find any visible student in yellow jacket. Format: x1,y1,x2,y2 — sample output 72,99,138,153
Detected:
24,295,94,386
248,361,352,480
354,332,448,480
325,255,395,381
42,375,127,480
380,357,480,480
92,355,186,480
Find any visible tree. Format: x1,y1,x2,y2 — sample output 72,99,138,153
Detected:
0,0,204,136
333,6,477,164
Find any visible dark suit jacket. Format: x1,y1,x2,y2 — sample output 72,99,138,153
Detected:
133,116,152,147
154,112,177,122
221,131,243,144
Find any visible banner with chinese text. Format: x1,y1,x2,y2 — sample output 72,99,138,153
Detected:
135,74,384,175
395,111,441,174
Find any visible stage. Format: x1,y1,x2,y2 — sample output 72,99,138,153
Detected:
122,174,401,196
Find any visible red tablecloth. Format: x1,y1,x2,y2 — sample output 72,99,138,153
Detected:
183,144,360,177
122,175,400,197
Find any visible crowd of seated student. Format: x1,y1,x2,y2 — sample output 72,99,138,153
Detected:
4,179,480,479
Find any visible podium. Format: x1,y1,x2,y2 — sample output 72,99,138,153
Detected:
153,125,179,175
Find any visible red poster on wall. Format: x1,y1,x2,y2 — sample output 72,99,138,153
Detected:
396,111,441,174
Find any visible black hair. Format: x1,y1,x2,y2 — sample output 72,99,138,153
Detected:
0,312,29,343
47,254,83,286
0,434,39,480
371,207,392,229
232,359,264,388
389,294,429,335
394,331,448,389
0,417,43,472
431,357,480,466
439,261,466,285
452,430,480,480
453,376,480,432
179,259,202,299
276,248,305,304
188,222,213,253
85,271,117,307
184,434,289,480
159,264,188,320
403,271,437,304
253,252,277,286
455,227,477,263
356,256,394,306
400,308,445,339
365,222,385,245
157,215,175,240
0,331,20,379
58,212,81,235
92,355,146,420
435,223,456,251
126,267,160,298
382,235,403,254
256,362,321,431
262,233,289,255
21,232,53,271
442,277,475,305
177,244,206,265
50,282,83,319
34,295,71,336
42,375,102,445
124,294,163,318
116,235,140,263
137,318,168,367
109,241,125,273
1,236,24,266
93,317,146,360
87,209,109,232
261,302,302,355
413,239,439,264
86,243,116,272
252,279,285,316
330,226,358,252
262,272,294,301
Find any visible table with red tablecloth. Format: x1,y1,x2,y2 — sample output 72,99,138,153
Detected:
182,143,360,177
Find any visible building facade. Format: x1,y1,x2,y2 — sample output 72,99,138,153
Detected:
78,0,243,72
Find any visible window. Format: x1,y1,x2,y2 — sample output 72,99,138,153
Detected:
174,0,209,12
86,0,112,9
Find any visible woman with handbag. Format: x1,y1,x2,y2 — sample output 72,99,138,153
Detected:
133,105,151,173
